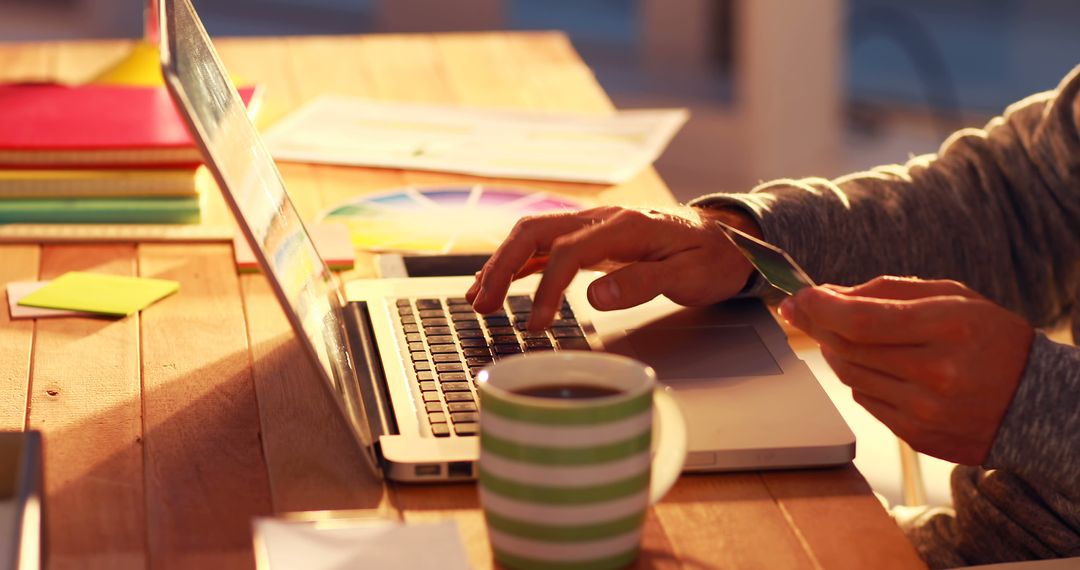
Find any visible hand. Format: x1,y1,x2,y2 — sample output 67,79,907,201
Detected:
779,276,1035,465
466,206,761,330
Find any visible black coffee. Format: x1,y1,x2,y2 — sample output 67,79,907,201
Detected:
513,384,622,399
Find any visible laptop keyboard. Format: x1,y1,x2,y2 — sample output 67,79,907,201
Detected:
395,295,590,438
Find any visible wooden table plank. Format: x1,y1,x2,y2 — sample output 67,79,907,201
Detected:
0,246,38,431
31,245,146,569
762,466,926,569
138,244,272,570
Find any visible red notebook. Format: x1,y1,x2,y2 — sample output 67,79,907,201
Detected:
0,83,257,169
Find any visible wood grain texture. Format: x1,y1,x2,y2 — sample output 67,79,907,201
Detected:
0,245,38,431
31,246,146,569
138,244,272,570
762,466,927,569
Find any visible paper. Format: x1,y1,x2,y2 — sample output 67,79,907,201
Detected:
263,96,688,184
7,281,96,319
17,272,179,317
234,223,355,272
253,518,471,570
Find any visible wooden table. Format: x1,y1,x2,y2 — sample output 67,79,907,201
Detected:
0,35,926,569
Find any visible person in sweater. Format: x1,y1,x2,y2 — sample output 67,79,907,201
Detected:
466,64,1080,567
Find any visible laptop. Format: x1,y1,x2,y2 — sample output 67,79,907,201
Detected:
159,0,855,482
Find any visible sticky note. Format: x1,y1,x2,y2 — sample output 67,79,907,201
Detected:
233,223,355,272
7,281,96,319
17,271,179,317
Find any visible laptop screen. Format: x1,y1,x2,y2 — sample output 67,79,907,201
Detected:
159,0,374,459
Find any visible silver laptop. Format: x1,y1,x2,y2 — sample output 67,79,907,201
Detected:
159,0,855,482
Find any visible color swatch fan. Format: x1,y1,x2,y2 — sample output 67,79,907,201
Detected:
320,185,584,254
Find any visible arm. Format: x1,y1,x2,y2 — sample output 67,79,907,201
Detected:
693,64,1080,328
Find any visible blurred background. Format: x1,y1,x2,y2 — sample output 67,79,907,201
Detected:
3,0,1077,506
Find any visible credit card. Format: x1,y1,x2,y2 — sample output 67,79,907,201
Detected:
717,222,816,295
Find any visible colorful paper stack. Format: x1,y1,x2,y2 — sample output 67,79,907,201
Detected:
0,82,257,224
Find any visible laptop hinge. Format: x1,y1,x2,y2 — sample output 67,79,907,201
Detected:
343,301,399,444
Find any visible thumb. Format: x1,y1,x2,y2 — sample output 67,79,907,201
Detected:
587,260,672,310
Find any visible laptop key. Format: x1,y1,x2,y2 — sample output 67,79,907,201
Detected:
428,411,447,424
487,326,515,336
465,356,492,367
396,299,413,308
552,327,585,338
454,320,482,330
441,382,471,392
446,297,470,306
426,335,455,345
430,345,458,354
405,333,423,343
397,306,415,316
482,316,511,327
418,309,444,318
411,352,429,362
422,392,440,403
454,423,480,436
419,381,438,392
414,361,432,371
524,337,553,349
462,348,491,357
451,312,477,322
448,305,475,314
491,335,518,345
424,402,443,413
450,412,479,423
438,372,468,382
403,324,420,333
520,330,548,340
557,338,591,350
408,342,425,352
432,354,462,364
447,402,478,412
459,338,486,347
431,423,451,437
415,299,442,310
435,362,465,372
400,315,417,325
424,326,452,336
444,392,474,403
456,329,484,339
494,344,523,355
420,317,448,327
417,371,435,381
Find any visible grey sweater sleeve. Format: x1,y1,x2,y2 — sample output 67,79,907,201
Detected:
691,64,1080,492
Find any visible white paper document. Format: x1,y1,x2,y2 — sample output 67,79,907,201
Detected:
262,96,688,184
254,517,472,570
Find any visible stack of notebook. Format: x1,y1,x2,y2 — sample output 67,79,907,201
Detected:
0,83,256,224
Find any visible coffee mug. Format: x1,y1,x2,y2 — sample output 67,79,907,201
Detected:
476,351,687,570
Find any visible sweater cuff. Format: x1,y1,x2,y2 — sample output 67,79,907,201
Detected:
984,332,1080,493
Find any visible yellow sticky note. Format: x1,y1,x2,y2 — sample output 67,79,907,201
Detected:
17,272,179,317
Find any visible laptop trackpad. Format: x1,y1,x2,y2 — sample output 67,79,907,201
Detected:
620,325,782,381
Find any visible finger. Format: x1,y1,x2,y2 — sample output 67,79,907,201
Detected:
529,212,672,329
845,276,984,301
586,259,674,310
791,286,961,344
472,211,607,313
465,271,483,303
820,346,924,408
512,255,550,280
851,391,917,443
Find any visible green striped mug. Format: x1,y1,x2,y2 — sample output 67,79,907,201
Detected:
476,351,687,570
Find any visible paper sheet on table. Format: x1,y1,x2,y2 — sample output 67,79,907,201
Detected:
7,281,96,319
262,96,688,184
17,272,179,317
253,518,471,570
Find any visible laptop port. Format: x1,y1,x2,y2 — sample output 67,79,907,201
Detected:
447,461,472,478
414,464,441,477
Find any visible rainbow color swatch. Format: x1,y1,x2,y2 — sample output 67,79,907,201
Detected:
320,185,585,254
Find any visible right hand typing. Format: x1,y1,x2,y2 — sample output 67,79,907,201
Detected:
466,205,762,330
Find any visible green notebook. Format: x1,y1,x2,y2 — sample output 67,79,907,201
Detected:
0,195,201,224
